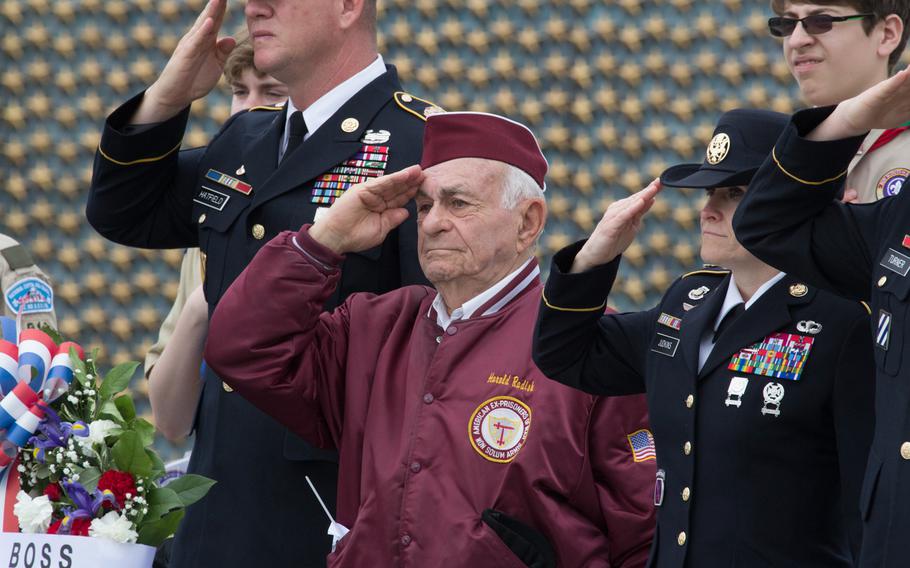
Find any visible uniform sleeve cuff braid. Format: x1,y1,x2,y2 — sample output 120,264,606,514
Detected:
772,107,866,187
98,91,191,165
542,241,619,312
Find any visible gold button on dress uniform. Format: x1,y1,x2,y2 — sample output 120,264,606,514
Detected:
678,531,687,546
683,441,692,455
252,224,265,239
685,394,694,408
901,442,910,460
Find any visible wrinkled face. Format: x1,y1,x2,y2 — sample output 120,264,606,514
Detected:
779,2,887,106
415,158,522,287
229,69,288,115
700,186,752,267
245,0,338,81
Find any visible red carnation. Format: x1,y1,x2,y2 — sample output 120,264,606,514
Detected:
48,517,90,537
97,470,137,509
47,519,62,534
43,484,62,501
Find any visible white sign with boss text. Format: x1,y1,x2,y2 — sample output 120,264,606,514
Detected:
0,533,155,568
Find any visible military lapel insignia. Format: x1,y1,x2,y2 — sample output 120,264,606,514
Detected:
728,332,814,381
688,286,710,301
235,164,246,176
877,309,892,350
789,283,808,297
796,320,823,334
706,133,731,165
650,333,679,358
361,129,391,144
657,312,682,331
760,382,785,417
724,376,749,407
205,169,252,195
340,117,360,133
875,167,907,199
880,248,910,276
312,144,391,205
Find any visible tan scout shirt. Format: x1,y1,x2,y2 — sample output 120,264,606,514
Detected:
144,248,203,377
848,128,910,203
0,234,56,330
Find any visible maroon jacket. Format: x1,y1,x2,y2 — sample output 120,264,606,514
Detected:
206,227,656,567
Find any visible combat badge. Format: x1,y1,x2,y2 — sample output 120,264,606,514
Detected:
796,320,822,334
877,310,891,350
361,129,391,144
469,396,531,463
724,376,749,407
880,248,910,277
688,286,710,301
876,167,907,199
760,382,785,417
728,332,814,381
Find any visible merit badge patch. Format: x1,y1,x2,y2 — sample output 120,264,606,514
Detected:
193,186,230,211
724,376,749,407
877,310,892,350
469,396,531,463
5,278,53,314
658,312,682,331
312,144,390,205
728,332,814,381
880,248,910,277
205,169,252,195
627,429,656,462
876,167,908,199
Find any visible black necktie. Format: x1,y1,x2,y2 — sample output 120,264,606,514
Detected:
282,111,307,163
713,302,744,344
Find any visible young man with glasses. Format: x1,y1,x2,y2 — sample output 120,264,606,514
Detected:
770,1,908,203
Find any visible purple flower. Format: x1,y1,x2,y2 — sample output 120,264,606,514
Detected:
58,479,117,533
27,404,89,463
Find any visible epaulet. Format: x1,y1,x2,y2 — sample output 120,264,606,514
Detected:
247,105,283,112
393,92,444,122
681,266,730,279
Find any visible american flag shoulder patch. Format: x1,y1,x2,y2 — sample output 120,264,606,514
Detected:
627,429,656,462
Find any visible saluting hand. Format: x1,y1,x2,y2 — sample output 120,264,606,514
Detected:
131,0,236,124
309,165,425,255
571,179,661,274
810,66,910,141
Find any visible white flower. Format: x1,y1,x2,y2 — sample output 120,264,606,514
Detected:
76,419,120,449
13,492,53,533
89,511,138,544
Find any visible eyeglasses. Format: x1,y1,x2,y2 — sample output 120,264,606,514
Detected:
768,13,876,37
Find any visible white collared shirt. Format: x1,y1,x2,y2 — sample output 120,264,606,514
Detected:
432,259,536,332
277,55,386,162
698,271,786,370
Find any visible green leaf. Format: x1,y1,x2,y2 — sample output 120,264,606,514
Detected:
145,486,183,521
165,475,216,508
132,418,155,447
114,394,136,422
146,448,166,479
79,467,102,492
99,361,140,399
69,346,88,385
111,431,153,476
137,509,184,547
98,400,124,424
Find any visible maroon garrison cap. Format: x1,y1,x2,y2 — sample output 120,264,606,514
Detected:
419,111,548,189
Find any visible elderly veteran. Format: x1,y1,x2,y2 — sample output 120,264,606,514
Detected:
206,112,655,567
534,109,874,567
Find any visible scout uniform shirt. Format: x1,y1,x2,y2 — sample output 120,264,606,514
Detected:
204,228,657,568
848,124,910,203
534,241,874,568
735,106,910,567
0,234,55,331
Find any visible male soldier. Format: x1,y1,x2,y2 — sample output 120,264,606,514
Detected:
86,0,435,566
534,110,874,566
734,68,910,566
205,112,656,567
770,0,908,202
0,235,56,331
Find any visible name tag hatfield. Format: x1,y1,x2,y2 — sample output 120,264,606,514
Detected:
880,248,910,277
194,186,231,211
651,333,680,358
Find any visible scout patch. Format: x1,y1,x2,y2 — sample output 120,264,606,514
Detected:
469,396,531,463
650,333,679,358
627,429,656,462
796,320,822,335
876,167,907,199
311,144,390,205
193,186,230,211
877,310,891,350
724,376,749,407
688,286,710,301
5,278,53,314
657,312,682,331
880,248,910,277
728,332,814,381
760,382,785,417
205,169,252,195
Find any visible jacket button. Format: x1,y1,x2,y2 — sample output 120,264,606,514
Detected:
901,442,910,460
685,394,694,408
446,326,457,335
878,275,888,287
435,336,442,344
683,441,692,455
252,224,266,239
410,462,421,473
677,531,686,546
198,213,206,224
682,487,691,502
222,381,233,392
423,393,434,404
400,534,411,546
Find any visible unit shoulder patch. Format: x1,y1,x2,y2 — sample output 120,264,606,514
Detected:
393,91,444,122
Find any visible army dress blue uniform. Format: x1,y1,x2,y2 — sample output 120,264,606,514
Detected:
87,66,434,568
533,242,874,567
735,106,910,567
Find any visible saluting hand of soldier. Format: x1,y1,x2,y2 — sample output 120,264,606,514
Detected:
132,0,236,124
571,179,661,274
810,66,910,142
309,165,425,255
